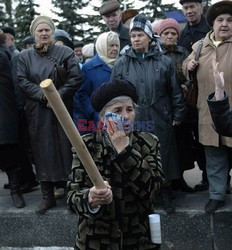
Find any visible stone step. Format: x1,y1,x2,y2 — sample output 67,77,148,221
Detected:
0,192,232,250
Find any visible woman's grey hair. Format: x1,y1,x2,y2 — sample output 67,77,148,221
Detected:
99,96,138,119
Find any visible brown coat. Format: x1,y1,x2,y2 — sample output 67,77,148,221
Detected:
183,31,232,147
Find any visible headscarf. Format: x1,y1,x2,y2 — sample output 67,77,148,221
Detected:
30,15,55,36
96,31,120,68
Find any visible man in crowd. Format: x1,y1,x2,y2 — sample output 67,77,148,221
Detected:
178,0,211,192
99,0,130,51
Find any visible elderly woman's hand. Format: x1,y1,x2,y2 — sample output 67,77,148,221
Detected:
88,181,112,209
212,58,224,101
106,117,129,154
187,59,199,71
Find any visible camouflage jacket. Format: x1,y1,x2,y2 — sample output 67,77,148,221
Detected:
67,131,164,250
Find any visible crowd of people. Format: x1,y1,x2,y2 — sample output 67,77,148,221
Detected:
0,0,232,249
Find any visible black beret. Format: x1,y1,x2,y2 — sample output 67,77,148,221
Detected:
55,36,74,50
179,0,202,5
99,0,120,15
2,26,15,37
91,79,138,112
206,1,232,28
22,36,35,47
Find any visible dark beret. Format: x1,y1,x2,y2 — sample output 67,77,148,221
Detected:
99,0,120,15
206,1,232,28
74,40,84,48
2,26,16,37
91,79,138,112
22,36,35,47
179,0,202,5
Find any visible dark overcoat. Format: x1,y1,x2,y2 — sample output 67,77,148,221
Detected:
17,44,82,181
0,44,18,145
178,16,210,53
111,46,187,180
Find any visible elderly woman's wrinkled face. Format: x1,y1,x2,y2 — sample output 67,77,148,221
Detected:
213,14,232,41
160,28,178,46
104,98,135,136
107,41,119,58
34,23,53,45
130,30,151,52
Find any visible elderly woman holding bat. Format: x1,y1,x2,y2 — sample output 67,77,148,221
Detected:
67,79,164,250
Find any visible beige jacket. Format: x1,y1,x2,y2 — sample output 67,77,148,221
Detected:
183,31,232,147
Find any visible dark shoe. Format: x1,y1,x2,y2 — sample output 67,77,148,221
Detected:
35,199,57,214
194,181,209,192
6,167,26,208
205,199,225,214
21,181,39,193
11,192,25,208
35,181,56,214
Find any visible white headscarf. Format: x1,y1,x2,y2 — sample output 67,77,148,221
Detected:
96,31,120,68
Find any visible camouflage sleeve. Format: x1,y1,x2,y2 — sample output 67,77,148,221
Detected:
113,132,164,200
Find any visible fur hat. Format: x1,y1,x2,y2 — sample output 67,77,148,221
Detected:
99,0,120,15
179,0,202,5
158,18,181,37
30,15,55,35
91,79,138,112
206,0,232,28
122,9,139,24
2,26,16,37
53,29,74,50
74,40,84,48
130,13,153,39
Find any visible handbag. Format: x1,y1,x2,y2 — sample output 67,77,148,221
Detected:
186,39,204,108
45,56,68,89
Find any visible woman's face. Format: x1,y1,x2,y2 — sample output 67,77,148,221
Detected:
34,23,53,45
130,30,151,52
160,28,178,46
213,14,232,41
107,41,119,59
104,98,135,136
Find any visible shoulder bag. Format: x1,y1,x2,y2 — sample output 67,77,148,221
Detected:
186,39,204,108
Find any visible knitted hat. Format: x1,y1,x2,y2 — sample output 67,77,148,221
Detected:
179,0,202,5
91,79,138,112
206,1,232,28
122,9,139,24
130,13,153,39
2,26,16,37
158,18,181,37
99,0,120,15
53,29,74,50
30,15,55,35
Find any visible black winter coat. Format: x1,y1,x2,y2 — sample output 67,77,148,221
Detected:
178,16,210,53
111,46,187,180
0,44,18,145
17,44,82,181
208,93,232,137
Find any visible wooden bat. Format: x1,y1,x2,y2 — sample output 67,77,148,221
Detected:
40,79,105,189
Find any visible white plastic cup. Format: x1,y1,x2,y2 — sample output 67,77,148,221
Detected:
148,213,162,244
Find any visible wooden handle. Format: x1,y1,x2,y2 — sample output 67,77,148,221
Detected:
40,79,105,188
